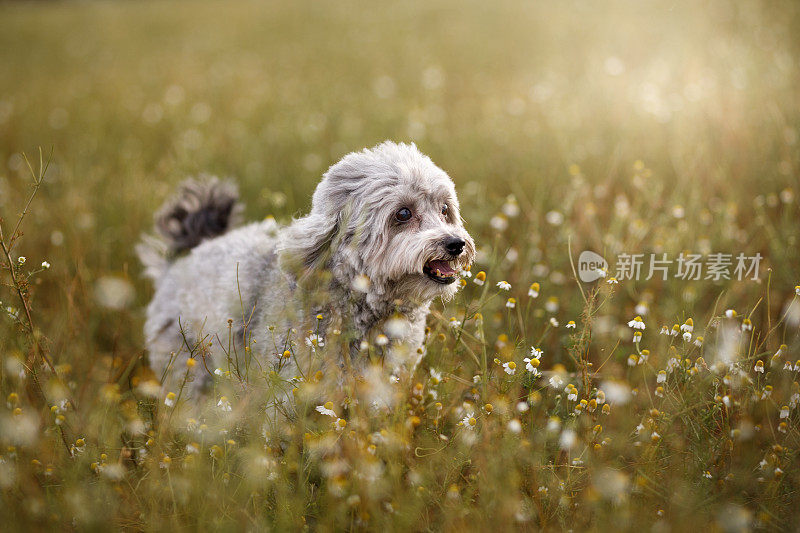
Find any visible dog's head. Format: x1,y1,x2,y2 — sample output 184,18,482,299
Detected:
281,141,475,302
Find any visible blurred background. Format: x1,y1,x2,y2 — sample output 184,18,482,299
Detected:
0,0,799,369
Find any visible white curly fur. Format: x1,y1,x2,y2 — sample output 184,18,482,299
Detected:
138,141,475,396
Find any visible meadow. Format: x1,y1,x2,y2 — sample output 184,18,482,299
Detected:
1,0,800,530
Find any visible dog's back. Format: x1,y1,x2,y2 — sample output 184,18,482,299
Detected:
137,178,286,390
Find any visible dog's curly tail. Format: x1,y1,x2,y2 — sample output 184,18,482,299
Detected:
136,176,242,281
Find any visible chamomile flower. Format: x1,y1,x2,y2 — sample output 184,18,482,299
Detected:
545,297,559,313
549,375,564,389
497,280,511,291
660,326,669,335
334,418,347,432
375,334,389,346
566,320,576,329
627,354,638,367
725,309,737,318
754,360,765,373
474,271,486,285
682,331,692,343
217,396,232,412
506,298,516,309
507,419,522,434
607,277,618,285
784,361,793,371
460,266,472,278
528,282,540,298
316,402,337,417
694,336,704,347
565,385,578,402
502,361,517,375
681,319,694,333
523,357,540,373
41,261,50,269
796,285,800,296
164,392,176,408
780,406,790,419
741,318,752,331
17,256,26,265
657,370,667,383
460,412,477,429
305,334,325,349
448,317,462,329
628,316,646,330
549,317,560,327
633,331,642,343
490,214,508,232
670,324,680,336
73,438,86,454
596,390,606,404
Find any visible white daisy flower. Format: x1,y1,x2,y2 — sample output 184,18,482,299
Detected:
460,412,477,429
305,334,325,349
628,316,645,330
497,280,511,291
316,402,337,417
217,396,232,412
523,357,540,373
528,283,540,298
502,361,517,375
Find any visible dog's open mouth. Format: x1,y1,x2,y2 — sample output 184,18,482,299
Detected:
423,259,458,284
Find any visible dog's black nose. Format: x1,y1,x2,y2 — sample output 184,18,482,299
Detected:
444,236,465,256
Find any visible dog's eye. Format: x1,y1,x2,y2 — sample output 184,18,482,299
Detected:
395,207,412,222
441,204,449,217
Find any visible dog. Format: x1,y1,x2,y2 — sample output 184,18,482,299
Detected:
137,141,475,399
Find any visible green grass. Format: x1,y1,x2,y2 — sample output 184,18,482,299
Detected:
1,0,800,530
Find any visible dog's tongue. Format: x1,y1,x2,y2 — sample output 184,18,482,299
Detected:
427,259,456,277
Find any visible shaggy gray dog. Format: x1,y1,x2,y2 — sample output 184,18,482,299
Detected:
137,141,475,395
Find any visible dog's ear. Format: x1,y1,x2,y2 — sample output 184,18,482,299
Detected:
278,212,341,274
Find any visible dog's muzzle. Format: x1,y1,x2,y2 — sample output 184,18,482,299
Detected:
423,236,466,284
423,258,459,284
